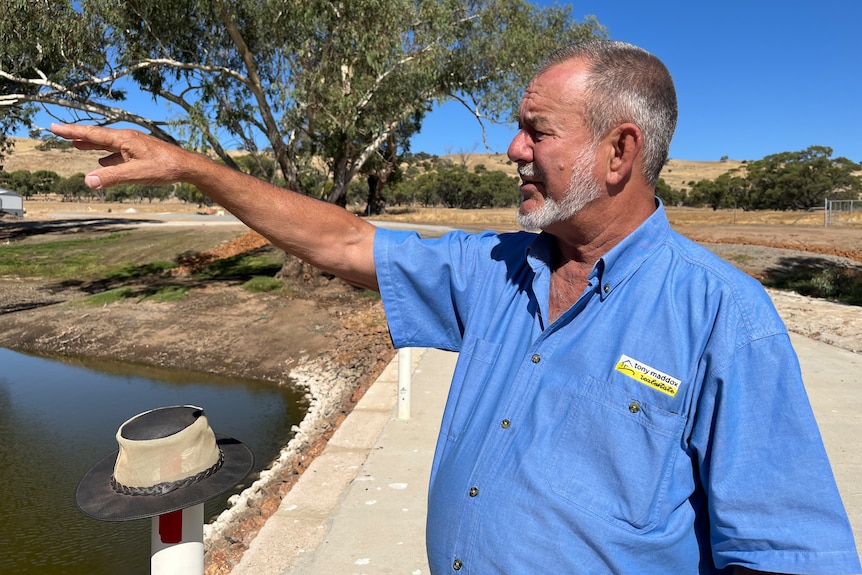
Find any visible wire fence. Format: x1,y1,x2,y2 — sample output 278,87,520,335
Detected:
824,199,862,226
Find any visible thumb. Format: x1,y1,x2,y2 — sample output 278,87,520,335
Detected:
85,165,126,189
86,151,150,189
84,173,103,189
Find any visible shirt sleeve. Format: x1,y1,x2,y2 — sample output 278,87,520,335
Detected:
373,227,498,351
691,330,861,573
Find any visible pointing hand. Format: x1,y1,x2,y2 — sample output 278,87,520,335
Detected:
49,124,198,190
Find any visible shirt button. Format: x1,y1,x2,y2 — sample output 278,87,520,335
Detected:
531,354,541,363
603,283,611,294
629,401,641,414
453,559,463,570
501,419,511,429
469,486,479,497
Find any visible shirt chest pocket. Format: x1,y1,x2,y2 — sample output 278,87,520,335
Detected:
544,376,686,532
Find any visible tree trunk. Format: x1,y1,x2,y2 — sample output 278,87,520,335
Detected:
326,182,348,208
325,156,351,208
365,174,387,216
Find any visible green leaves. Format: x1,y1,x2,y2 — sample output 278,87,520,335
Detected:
744,147,862,210
385,161,520,209
2,0,602,209
684,146,861,210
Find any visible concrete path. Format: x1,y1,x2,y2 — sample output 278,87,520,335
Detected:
231,348,452,575
791,333,862,554
232,334,861,574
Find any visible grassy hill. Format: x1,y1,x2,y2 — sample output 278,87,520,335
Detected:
2,136,740,189
3,137,108,178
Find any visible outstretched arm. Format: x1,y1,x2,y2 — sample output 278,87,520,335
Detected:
51,124,379,291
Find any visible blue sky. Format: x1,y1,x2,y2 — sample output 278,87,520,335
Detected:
18,1,861,163
415,0,862,162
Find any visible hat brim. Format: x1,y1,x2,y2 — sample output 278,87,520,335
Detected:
75,435,254,522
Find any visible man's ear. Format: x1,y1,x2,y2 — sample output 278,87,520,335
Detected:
605,123,643,187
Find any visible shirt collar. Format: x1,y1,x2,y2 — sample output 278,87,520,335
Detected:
596,198,671,301
524,198,672,302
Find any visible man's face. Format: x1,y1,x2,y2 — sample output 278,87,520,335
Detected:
516,138,601,231
507,59,603,231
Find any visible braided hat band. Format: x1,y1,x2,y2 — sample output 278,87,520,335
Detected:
111,449,224,496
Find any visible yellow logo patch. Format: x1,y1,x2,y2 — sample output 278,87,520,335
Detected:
615,354,681,397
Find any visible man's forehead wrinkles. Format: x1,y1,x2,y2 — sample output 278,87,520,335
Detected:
520,94,561,129
519,91,550,122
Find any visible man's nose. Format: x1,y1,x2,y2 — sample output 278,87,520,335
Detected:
507,130,532,164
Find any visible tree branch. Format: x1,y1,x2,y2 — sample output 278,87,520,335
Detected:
0,89,179,144
213,0,300,191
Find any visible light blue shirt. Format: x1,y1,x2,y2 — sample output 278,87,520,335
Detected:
374,203,860,574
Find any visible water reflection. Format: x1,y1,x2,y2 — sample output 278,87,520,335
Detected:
0,347,307,575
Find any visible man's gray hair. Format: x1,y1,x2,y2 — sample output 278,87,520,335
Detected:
539,40,678,188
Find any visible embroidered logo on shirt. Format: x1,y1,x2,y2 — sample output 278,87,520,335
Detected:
615,355,681,397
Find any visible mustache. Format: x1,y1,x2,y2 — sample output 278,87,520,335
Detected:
517,163,540,179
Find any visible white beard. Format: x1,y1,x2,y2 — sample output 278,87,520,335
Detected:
517,144,602,231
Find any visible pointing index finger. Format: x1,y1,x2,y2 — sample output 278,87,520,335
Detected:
49,123,122,153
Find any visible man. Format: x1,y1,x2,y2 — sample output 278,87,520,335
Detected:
52,40,859,574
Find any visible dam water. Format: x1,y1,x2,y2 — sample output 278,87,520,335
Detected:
0,347,307,574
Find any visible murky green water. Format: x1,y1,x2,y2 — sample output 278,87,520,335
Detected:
0,347,307,574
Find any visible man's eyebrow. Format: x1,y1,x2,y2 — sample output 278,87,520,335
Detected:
519,113,550,130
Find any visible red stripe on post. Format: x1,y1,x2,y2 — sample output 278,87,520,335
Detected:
159,509,183,544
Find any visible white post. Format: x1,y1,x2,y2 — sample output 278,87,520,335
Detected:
151,503,205,575
398,347,412,420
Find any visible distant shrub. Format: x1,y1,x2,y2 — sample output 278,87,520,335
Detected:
35,137,74,152
763,265,862,307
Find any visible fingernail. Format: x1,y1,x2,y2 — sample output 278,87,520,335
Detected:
85,175,102,189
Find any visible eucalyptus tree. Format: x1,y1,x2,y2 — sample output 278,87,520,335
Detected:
0,0,98,167
1,0,604,206
0,0,182,160
688,171,749,211
744,146,862,210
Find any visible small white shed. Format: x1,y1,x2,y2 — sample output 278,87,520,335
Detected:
0,188,24,217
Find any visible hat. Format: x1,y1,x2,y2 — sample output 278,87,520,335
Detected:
75,405,254,521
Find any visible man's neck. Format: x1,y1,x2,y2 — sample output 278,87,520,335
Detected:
544,193,656,322
548,258,593,323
